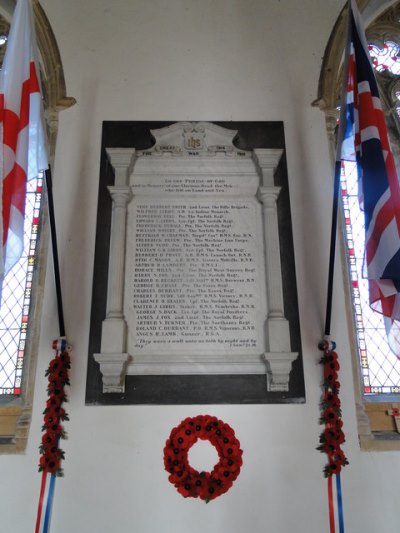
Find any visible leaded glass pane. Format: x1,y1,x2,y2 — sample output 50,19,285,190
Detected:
341,162,400,399
0,176,43,396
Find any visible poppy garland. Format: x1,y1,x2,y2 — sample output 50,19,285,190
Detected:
164,415,243,502
38,341,71,475
317,345,349,477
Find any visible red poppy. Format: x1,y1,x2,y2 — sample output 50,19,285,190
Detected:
39,453,61,474
177,483,193,498
221,423,235,437
196,478,212,500
163,442,176,460
323,391,341,409
47,422,63,435
173,428,195,450
41,432,58,448
47,377,63,391
53,406,67,420
45,396,63,409
43,411,59,427
168,471,183,484
324,364,338,381
47,387,66,402
333,450,347,466
54,368,69,383
325,460,342,476
333,418,343,429
321,440,337,455
220,455,242,474
321,408,338,423
335,430,345,444
47,358,61,374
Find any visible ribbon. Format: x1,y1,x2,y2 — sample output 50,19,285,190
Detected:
336,473,345,533
43,474,56,533
35,472,47,533
327,474,346,533
327,476,336,533
34,473,57,533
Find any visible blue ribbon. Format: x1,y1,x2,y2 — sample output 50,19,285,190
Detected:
43,474,56,533
336,473,345,533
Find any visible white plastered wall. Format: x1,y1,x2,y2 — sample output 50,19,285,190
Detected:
1,1,399,532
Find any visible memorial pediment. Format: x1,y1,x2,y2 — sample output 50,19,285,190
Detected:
89,122,303,404
144,122,243,156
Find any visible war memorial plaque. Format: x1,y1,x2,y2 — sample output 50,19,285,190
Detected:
127,184,265,364
88,122,303,404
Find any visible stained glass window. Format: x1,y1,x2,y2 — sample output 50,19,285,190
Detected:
339,37,400,402
341,160,400,399
368,41,400,74
0,175,43,395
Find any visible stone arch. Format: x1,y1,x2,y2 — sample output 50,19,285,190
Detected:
0,0,75,158
313,0,400,154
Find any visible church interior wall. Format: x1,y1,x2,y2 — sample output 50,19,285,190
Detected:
1,1,399,531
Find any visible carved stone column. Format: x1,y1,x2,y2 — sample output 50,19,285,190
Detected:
106,186,133,319
94,148,135,392
258,187,286,329
253,149,297,391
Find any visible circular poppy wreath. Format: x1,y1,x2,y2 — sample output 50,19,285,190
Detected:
163,415,243,502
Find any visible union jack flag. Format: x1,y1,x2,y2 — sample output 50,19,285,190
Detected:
337,0,400,350
0,0,48,277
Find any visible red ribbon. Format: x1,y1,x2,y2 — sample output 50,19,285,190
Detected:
35,471,47,533
328,476,336,533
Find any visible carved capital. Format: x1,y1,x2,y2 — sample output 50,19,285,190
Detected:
253,149,283,186
106,148,136,186
107,186,133,207
257,186,282,207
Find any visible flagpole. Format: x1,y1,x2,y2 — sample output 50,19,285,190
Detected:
323,161,341,337
322,0,352,339
45,166,65,338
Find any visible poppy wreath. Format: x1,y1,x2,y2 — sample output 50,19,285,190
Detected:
164,415,243,502
317,345,349,477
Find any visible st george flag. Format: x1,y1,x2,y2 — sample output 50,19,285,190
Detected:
0,0,48,278
337,0,400,354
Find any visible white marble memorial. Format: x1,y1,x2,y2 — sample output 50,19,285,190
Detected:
94,122,297,393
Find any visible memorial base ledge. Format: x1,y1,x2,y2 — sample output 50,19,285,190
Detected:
263,352,298,392
93,352,130,393
94,351,298,393
126,353,266,375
